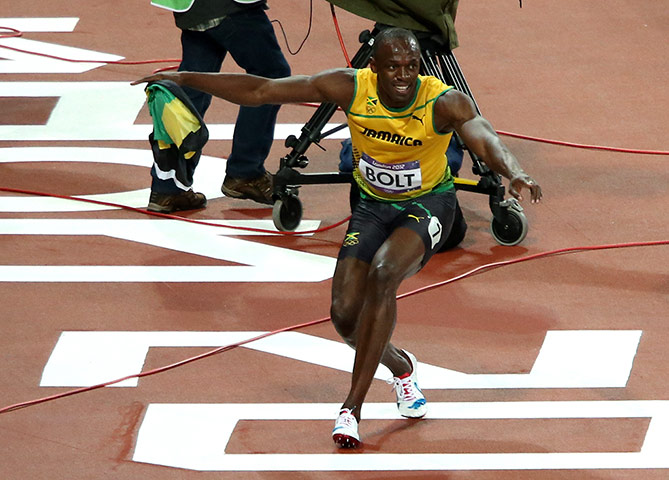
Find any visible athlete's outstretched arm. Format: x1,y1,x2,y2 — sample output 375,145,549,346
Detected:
435,89,542,203
131,68,355,110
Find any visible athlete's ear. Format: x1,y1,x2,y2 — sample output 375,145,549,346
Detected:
369,56,378,73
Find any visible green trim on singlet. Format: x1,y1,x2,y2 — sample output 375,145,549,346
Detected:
346,73,359,115
398,199,434,218
432,89,453,136
378,77,421,113
359,171,455,206
347,84,454,121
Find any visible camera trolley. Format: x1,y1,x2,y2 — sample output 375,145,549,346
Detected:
271,27,528,247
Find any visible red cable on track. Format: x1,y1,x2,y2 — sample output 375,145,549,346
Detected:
1,237,667,415
1,18,668,415
2,25,667,155
497,130,669,156
0,26,179,65
295,103,669,156
0,186,351,235
0,316,330,414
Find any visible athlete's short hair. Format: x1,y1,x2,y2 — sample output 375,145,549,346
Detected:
372,28,419,57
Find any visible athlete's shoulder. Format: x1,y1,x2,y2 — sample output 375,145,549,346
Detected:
419,74,452,94
310,68,356,107
433,89,478,132
352,68,375,86
312,67,356,84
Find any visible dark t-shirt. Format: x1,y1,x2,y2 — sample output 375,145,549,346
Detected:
174,0,267,30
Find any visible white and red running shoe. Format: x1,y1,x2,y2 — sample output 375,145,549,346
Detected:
388,350,427,418
332,408,361,448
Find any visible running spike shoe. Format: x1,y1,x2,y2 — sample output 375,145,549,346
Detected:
388,350,427,418
332,408,361,448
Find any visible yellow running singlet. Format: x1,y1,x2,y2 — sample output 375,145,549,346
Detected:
346,68,455,201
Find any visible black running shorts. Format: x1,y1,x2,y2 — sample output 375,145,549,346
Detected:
338,189,466,266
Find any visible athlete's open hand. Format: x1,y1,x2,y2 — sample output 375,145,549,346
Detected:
509,173,542,203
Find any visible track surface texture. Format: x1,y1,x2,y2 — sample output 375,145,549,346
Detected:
1,1,668,478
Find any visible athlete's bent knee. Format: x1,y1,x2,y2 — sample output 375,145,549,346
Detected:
330,296,359,345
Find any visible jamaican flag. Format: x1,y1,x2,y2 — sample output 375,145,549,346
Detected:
145,80,208,192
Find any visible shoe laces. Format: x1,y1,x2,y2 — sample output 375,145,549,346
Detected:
388,375,418,402
336,408,357,427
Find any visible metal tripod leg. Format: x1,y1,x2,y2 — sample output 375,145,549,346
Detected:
420,49,489,174
272,29,377,231
420,48,528,245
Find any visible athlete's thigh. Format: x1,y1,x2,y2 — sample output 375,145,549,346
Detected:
337,198,395,264
331,255,370,316
393,190,457,265
370,226,426,283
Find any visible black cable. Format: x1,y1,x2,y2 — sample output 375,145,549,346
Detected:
271,0,313,56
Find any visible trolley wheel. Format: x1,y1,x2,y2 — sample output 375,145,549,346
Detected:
272,195,303,232
490,199,528,246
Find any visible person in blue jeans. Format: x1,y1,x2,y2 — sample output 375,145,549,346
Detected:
148,0,291,213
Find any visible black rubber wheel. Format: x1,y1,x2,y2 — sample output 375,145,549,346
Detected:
272,195,303,232
490,207,528,246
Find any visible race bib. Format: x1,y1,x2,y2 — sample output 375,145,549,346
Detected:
358,153,422,194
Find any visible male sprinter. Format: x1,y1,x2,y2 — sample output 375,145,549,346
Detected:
133,27,542,448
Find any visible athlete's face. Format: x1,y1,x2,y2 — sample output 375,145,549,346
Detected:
370,37,421,109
